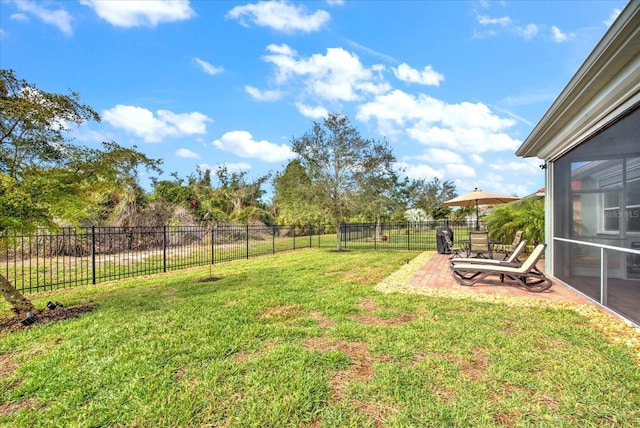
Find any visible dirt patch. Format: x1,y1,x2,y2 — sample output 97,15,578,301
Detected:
352,297,416,326
304,337,393,402
460,347,489,381
493,412,517,426
0,305,95,334
198,277,222,283
360,297,378,312
350,398,398,428
0,398,37,417
309,311,337,329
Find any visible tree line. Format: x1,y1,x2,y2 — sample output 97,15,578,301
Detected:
1,70,470,313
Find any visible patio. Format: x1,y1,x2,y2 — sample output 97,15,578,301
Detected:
408,252,591,305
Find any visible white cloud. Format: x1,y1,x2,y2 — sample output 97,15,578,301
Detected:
217,162,253,173
357,90,443,130
477,15,511,26
358,90,520,154
470,154,484,164
414,149,464,165
476,13,539,41
551,25,573,43
245,85,282,101
490,158,541,177
262,44,390,103
176,148,200,159
516,23,538,39
103,105,212,143
393,63,444,86
213,130,294,162
395,162,443,180
444,163,476,178
295,102,328,119
604,8,622,27
156,110,211,135
194,58,223,75
80,0,195,28
14,1,73,35
10,13,28,22
226,1,330,33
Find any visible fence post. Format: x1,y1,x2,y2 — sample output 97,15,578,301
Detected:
407,222,410,250
163,225,167,272
91,226,96,285
211,228,215,265
272,226,275,254
293,226,296,250
309,225,313,248
246,224,249,259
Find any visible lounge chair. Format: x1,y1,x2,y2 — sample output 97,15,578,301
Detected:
449,240,527,267
495,231,524,261
467,231,492,258
449,243,552,292
442,230,462,258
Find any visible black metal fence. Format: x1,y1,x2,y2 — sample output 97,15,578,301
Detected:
1,221,480,294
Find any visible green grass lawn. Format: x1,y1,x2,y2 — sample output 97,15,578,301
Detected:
1,249,639,427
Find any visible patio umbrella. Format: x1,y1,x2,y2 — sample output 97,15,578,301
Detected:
442,188,520,230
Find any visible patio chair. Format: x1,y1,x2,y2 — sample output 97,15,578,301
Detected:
449,243,552,292
495,231,524,261
467,231,492,258
449,240,527,267
441,230,462,258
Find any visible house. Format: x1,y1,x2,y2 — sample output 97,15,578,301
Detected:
516,1,640,326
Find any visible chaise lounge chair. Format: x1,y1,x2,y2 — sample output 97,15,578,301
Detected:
449,243,552,292
495,230,524,261
449,240,527,267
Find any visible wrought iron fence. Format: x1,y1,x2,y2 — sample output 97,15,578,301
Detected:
1,221,481,294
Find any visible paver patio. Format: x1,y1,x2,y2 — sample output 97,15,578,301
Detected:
409,252,591,305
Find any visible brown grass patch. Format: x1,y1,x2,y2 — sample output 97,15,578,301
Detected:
308,311,337,329
259,305,304,321
304,337,384,400
0,352,19,378
352,297,416,326
0,398,37,417
460,347,489,381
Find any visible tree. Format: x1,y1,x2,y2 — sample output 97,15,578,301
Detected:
272,159,324,225
0,69,161,315
291,113,398,250
407,177,457,219
215,166,272,224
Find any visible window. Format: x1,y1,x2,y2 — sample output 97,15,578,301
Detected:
601,178,640,233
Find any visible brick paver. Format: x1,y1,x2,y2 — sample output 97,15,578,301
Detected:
410,253,591,305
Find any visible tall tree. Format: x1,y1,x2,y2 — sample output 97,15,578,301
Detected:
272,159,324,225
0,69,161,314
407,177,457,219
291,113,397,250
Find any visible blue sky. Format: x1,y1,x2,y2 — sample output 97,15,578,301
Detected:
0,0,628,199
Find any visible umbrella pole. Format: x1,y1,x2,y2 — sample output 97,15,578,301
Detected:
475,200,480,231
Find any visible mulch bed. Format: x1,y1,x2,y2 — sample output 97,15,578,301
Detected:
0,305,95,334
